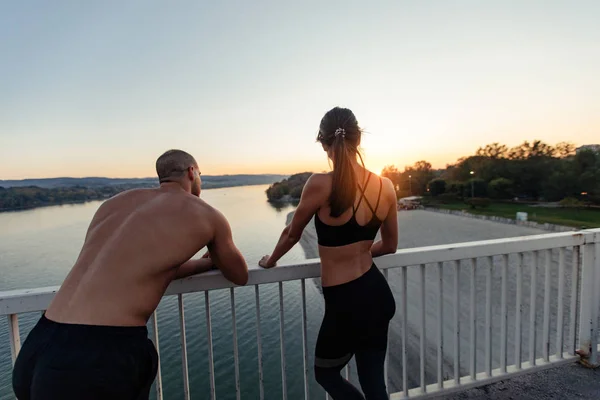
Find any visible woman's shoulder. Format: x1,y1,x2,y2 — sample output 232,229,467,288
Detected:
305,172,332,185
302,173,332,196
364,170,395,197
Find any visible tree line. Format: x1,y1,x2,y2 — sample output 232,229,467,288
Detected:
381,140,600,204
0,185,134,211
266,172,312,202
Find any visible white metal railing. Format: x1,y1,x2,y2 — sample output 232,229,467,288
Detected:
1,228,599,399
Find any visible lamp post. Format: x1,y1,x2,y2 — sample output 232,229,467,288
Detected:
470,171,475,198
409,175,412,195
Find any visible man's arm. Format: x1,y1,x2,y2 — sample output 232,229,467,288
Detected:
173,258,216,280
206,209,249,285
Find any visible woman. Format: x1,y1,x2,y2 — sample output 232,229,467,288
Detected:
259,107,398,399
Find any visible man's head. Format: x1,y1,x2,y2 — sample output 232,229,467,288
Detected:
155,149,201,196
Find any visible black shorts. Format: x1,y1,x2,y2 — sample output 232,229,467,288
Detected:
315,264,396,367
12,315,158,400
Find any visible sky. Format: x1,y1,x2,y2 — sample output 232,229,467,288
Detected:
1,1,599,179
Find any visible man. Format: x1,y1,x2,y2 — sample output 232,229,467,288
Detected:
12,149,248,399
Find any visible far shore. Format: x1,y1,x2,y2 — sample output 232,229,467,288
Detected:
0,182,272,213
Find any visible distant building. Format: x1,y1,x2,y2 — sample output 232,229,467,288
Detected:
576,144,600,154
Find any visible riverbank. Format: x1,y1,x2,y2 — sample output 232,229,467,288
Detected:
424,201,600,229
0,182,278,213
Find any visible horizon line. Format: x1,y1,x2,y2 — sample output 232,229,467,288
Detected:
0,173,298,182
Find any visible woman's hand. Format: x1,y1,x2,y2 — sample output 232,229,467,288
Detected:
259,255,276,269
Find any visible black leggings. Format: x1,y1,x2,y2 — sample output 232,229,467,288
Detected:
12,315,158,400
314,264,396,399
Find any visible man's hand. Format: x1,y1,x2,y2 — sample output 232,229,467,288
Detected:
258,255,276,269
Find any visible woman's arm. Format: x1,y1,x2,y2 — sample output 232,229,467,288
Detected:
259,175,327,268
371,178,399,257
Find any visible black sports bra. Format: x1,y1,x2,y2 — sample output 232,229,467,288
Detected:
314,173,383,247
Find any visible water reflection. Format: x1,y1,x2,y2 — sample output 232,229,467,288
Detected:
267,200,299,213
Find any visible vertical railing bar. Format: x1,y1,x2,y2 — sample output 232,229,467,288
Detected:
515,252,523,370
383,268,390,395
485,256,493,377
279,282,288,400
590,239,600,365
529,251,538,366
178,294,190,400
420,263,427,393
453,260,460,385
301,279,310,400
556,248,566,359
500,254,508,373
402,266,408,396
7,314,21,365
569,246,580,355
543,249,552,362
206,291,216,400
151,311,164,400
230,288,241,400
255,285,265,400
579,242,596,361
437,261,444,389
470,258,477,381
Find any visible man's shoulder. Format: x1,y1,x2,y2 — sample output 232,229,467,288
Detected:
181,195,219,219
105,188,154,203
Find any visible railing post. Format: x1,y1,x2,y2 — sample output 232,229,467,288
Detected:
594,236,600,366
578,234,599,366
7,314,21,365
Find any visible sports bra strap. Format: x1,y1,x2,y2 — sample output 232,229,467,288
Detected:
353,172,372,213
373,176,383,212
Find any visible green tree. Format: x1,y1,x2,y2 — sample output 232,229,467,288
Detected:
404,161,435,196
488,178,514,199
447,181,466,198
266,182,288,201
554,142,576,158
265,172,311,202
466,178,488,198
428,179,446,196
476,143,508,159
381,165,401,195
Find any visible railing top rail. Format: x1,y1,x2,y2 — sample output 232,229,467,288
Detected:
1,228,598,316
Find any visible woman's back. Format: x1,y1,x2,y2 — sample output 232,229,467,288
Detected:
313,167,397,286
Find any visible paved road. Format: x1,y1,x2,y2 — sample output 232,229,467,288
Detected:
445,363,600,399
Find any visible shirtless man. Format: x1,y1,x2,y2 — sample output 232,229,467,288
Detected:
12,149,248,400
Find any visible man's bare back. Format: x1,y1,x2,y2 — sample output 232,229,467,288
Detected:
46,185,247,326
13,149,248,400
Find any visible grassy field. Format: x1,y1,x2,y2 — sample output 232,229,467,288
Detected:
429,201,600,229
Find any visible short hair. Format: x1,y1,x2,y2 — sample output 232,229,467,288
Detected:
155,149,197,183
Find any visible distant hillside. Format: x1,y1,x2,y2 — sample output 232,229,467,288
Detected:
0,174,287,212
0,174,286,190
266,172,312,202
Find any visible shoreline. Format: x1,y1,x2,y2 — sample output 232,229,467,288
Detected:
0,183,271,213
